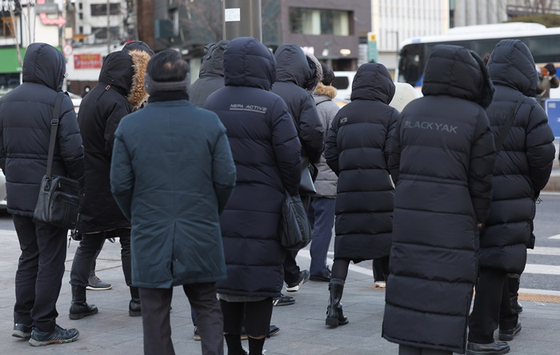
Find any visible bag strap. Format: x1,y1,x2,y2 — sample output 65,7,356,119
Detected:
45,93,66,178
495,95,524,153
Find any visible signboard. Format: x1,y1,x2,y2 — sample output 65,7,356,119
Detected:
36,0,58,14
74,54,102,69
545,99,560,138
62,44,73,57
367,32,378,63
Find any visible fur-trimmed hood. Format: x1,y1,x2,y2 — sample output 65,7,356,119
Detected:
127,49,152,110
314,82,337,99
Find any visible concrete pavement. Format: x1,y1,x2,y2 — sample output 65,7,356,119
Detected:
0,228,559,354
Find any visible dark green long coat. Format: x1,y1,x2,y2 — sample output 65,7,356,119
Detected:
110,97,236,288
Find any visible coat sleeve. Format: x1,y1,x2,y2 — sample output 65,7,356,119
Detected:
324,113,340,175
525,103,555,194
110,126,134,220
57,97,85,187
104,100,130,156
385,110,400,169
298,93,324,164
272,99,302,196
212,124,237,214
469,111,495,223
387,114,402,183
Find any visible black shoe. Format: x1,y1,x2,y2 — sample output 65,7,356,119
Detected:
310,268,331,282
268,324,280,337
12,323,32,339
69,302,98,320
466,341,510,355
193,327,201,341
499,321,522,341
286,270,310,292
273,294,295,306
129,299,141,317
29,324,79,347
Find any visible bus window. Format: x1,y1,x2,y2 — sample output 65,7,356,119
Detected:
398,44,423,86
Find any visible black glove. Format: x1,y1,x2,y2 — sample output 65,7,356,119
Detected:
545,63,556,76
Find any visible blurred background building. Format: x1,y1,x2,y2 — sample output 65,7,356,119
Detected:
2,0,560,93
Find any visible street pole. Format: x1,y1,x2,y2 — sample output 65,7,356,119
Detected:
107,0,111,54
223,0,262,42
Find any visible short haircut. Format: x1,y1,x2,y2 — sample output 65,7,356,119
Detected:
147,49,189,82
321,62,335,85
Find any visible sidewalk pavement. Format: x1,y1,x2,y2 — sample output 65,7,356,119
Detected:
0,229,560,354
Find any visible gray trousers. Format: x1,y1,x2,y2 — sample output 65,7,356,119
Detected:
139,283,224,355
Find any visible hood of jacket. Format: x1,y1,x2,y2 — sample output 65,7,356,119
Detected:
422,45,494,109
22,42,66,91
314,82,337,99
122,40,155,57
350,63,395,104
128,49,152,110
98,50,151,110
199,40,229,78
487,39,539,97
223,37,276,90
274,44,312,86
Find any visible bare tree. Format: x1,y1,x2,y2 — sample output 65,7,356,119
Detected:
6,1,23,68
522,0,555,14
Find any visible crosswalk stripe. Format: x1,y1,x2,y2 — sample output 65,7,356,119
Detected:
529,247,560,256
548,235,560,240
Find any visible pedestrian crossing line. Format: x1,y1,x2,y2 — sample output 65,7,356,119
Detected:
524,264,560,275
528,247,560,256
549,235,560,240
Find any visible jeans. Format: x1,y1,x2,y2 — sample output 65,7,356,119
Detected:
307,197,335,276
13,215,68,332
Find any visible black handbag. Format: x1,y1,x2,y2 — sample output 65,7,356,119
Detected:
33,94,81,229
279,192,312,250
299,156,317,194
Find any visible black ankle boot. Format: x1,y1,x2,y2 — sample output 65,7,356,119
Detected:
69,285,98,320
325,278,348,326
129,286,141,317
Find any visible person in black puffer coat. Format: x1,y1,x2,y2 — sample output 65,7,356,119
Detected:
205,37,301,355
0,42,84,345
69,46,152,320
324,62,399,327
188,40,229,107
272,44,324,301
467,39,555,355
382,45,496,355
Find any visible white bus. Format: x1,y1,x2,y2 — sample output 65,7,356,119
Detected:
395,22,560,97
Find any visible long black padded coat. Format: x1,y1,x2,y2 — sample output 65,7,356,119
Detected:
382,45,496,353
480,40,555,273
77,49,150,234
205,37,302,298
0,43,84,216
324,63,399,262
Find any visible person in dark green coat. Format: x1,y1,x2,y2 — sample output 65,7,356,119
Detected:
110,49,236,355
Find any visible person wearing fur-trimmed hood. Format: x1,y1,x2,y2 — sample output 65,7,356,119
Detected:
68,45,153,321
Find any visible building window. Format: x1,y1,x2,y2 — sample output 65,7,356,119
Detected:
79,13,83,20
0,16,15,38
79,3,83,10
290,8,351,36
91,26,120,40
90,3,121,16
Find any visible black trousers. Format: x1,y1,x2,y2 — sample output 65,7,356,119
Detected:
13,215,68,333
70,229,131,288
468,267,518,343
140,283,224,355
399,345,452,355
221,298,273,337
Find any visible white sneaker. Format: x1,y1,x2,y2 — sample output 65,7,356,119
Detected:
374,281,386,289
286,270,310,292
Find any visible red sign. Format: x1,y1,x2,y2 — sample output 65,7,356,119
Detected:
74,54,102,69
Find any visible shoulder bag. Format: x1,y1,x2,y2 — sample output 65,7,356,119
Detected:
33,93,81,229
279,191,312,250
